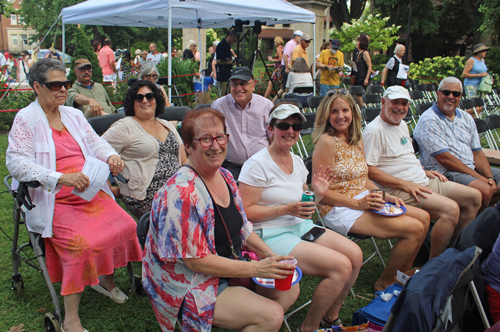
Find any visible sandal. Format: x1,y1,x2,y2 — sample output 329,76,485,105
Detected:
319,317,342,328
91,284,128,304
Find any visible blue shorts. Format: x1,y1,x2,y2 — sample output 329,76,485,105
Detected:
320,84,340,96
444,167,500,186
254,219,315,255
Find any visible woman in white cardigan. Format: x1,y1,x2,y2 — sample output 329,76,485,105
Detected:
6,59,143,332
103,79,187,218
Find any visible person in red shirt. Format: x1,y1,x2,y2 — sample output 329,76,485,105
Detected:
98,38,116,82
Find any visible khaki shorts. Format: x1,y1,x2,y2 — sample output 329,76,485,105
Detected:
387,177,452,208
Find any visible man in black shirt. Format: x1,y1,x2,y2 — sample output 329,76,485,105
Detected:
215,30,238,96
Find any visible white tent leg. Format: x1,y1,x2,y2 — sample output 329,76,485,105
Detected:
62,23,66,66
168,5,172,104
313,23,316,96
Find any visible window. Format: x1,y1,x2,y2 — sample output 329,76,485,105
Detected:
10,14,17,25
283,24,290,27
12,34,18,46
21,34,28,45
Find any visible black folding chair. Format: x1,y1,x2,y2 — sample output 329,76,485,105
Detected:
416,102,434,116
159,106,191,122
366,85,385,95
307,95,325,111
362,106,381,124
87,113,125,135
276,98,303,110
362,93,382,107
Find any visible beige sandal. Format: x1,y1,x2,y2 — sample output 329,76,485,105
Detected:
91,284,128,304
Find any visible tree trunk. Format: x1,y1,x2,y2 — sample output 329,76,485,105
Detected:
330,0,367,30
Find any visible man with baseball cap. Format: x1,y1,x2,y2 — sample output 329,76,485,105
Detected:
291,33,312,66
363,85,481,259
211,66,274,179
66,58,115,118
317,39,344,96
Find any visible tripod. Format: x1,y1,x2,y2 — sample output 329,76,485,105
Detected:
250,49,277,96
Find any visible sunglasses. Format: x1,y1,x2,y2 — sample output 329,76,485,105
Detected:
326,88,349,97
144,74,158,80
78,65,92,72
303,40,311,43
134,92,156,103
40,80,73,91
274,122,303,131
439,90,462,98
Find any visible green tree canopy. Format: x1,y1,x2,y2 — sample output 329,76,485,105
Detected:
67,27,102,83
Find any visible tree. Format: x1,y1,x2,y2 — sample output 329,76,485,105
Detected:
329,0,369,30
329,14,401,55
478,0,500,38
67,27,102,83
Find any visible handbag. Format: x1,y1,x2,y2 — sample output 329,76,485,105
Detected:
184,165,256,289
478,73,493,93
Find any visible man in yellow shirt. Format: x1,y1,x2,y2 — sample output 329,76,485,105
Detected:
317,39,344,96
291,33,312,66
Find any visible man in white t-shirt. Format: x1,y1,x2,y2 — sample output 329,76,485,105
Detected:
363,86,481,259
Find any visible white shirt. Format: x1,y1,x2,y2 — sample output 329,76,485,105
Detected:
6,100,117,237
363,116,429,190
239,148,308,229
147,52,162,65
286,72,313,91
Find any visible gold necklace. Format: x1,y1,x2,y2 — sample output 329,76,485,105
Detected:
277,153,293,174
197,169,223,201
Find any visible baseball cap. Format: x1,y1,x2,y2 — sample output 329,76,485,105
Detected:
293,30,303,37
74,58,92,69
331,39,341,49
270,104,307,122
229,66,253,81
383,86,411,101
301,34,312,42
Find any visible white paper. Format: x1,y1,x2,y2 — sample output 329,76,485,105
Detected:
397,64,409,80
370,70,380,79
71,156,110,202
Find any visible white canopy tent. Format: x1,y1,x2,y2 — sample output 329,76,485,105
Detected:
61,0,317,100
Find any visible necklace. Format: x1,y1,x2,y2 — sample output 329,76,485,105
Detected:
196,167,224,201
277,153,293,174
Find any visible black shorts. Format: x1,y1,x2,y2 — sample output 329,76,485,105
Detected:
281,65,288,90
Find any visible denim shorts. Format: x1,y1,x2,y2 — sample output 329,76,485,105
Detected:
254,219,315,255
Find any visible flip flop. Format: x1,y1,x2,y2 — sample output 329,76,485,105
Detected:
91,284,128,304
61,326,89,332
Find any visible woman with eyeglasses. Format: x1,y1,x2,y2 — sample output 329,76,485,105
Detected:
311,89,429,293
6,58,143,332
102,80,187,219
138,62,171,107
239,103,362,332
142,108,300,332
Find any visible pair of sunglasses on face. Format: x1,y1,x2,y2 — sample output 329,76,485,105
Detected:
273,122,303,132
40,80,73,91
326,88,350,97
134,92,156,103
439,90,462,98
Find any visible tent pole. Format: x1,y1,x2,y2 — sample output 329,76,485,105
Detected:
62,22,66,66
198,28,202,74
168,4,172,104
313,23,316,96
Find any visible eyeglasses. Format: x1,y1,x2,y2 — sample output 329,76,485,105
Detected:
439,90,462,98
144,74,158,80
39,80,73,91
134,92,156,103
77,65,92,72
326,88,349,97
274,122,303,131
230,80,254,88
303,40,311,43
193,134,229,148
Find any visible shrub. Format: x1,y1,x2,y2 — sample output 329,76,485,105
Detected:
0,88,36,130
67,27,102,83
371,53,389,74
157,57,199,106
487,46,500,80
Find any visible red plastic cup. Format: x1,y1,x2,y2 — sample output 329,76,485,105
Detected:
274,258,297,291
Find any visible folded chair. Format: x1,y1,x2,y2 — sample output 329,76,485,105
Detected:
382,246,488,332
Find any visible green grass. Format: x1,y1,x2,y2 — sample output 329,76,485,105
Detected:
0,132,392,332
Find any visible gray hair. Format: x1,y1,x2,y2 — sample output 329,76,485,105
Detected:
394,44,405,55
28,58,67,96
139,62,160,83
438,77,463,93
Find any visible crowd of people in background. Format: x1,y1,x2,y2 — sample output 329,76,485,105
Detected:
4,29,500,332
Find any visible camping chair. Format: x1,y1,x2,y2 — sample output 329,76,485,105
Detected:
475,118,498,150
3,176,137,332
276,98,304,110
366,85,385,95
382,246,489,332
159,106,191,122
285,86,314,110
87,112,125,135
362,93,382,107
294,112,317,158
307,95,325,112
416,102,434,116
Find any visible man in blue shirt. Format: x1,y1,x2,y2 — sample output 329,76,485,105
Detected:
414,76,500,211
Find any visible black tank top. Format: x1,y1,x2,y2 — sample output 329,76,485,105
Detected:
213,181,243,257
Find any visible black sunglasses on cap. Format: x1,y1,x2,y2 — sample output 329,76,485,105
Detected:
439,90,462,98
326,88,349,97
273,122,303,131
39,80,73,91
134,92,156,103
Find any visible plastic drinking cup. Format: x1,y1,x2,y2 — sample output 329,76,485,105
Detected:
370,189,385,201
275,258,297,291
